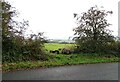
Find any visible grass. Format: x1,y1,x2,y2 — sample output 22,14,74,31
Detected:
44,43,74,51
2,53,119,72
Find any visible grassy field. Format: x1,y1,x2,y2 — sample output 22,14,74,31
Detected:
44,43,75,51
2,43,119,72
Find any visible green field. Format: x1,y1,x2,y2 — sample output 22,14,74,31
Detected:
44,43,75,51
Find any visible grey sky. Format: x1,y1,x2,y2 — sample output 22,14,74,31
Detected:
8,0,119,39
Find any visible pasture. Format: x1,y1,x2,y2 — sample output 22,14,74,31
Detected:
44,43,75,51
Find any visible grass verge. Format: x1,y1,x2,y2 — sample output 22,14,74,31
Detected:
2,53,119,72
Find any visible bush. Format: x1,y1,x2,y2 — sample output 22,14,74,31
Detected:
108,41,120,56
2,33,48,63
73,40,120,56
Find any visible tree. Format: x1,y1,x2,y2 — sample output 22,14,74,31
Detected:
73,6,115,53
2,1,27,55
2,1,48,63
1,1,30,62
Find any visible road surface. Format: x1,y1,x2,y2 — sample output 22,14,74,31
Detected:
2,63,118,80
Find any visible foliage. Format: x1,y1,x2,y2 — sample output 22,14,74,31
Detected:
2,1,47,63
73,6,116,54
105,40,120,56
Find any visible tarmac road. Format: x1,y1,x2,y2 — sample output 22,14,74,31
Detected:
2,63,118,80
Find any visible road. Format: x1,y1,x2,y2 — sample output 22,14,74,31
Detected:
2,63,118,80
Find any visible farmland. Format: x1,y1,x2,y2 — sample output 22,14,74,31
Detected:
44,43,75,51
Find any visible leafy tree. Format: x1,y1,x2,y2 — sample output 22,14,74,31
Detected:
2,1,48,63
2,1,28,59
73,6,115,53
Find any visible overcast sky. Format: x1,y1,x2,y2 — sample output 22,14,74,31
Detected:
8,0,119,39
